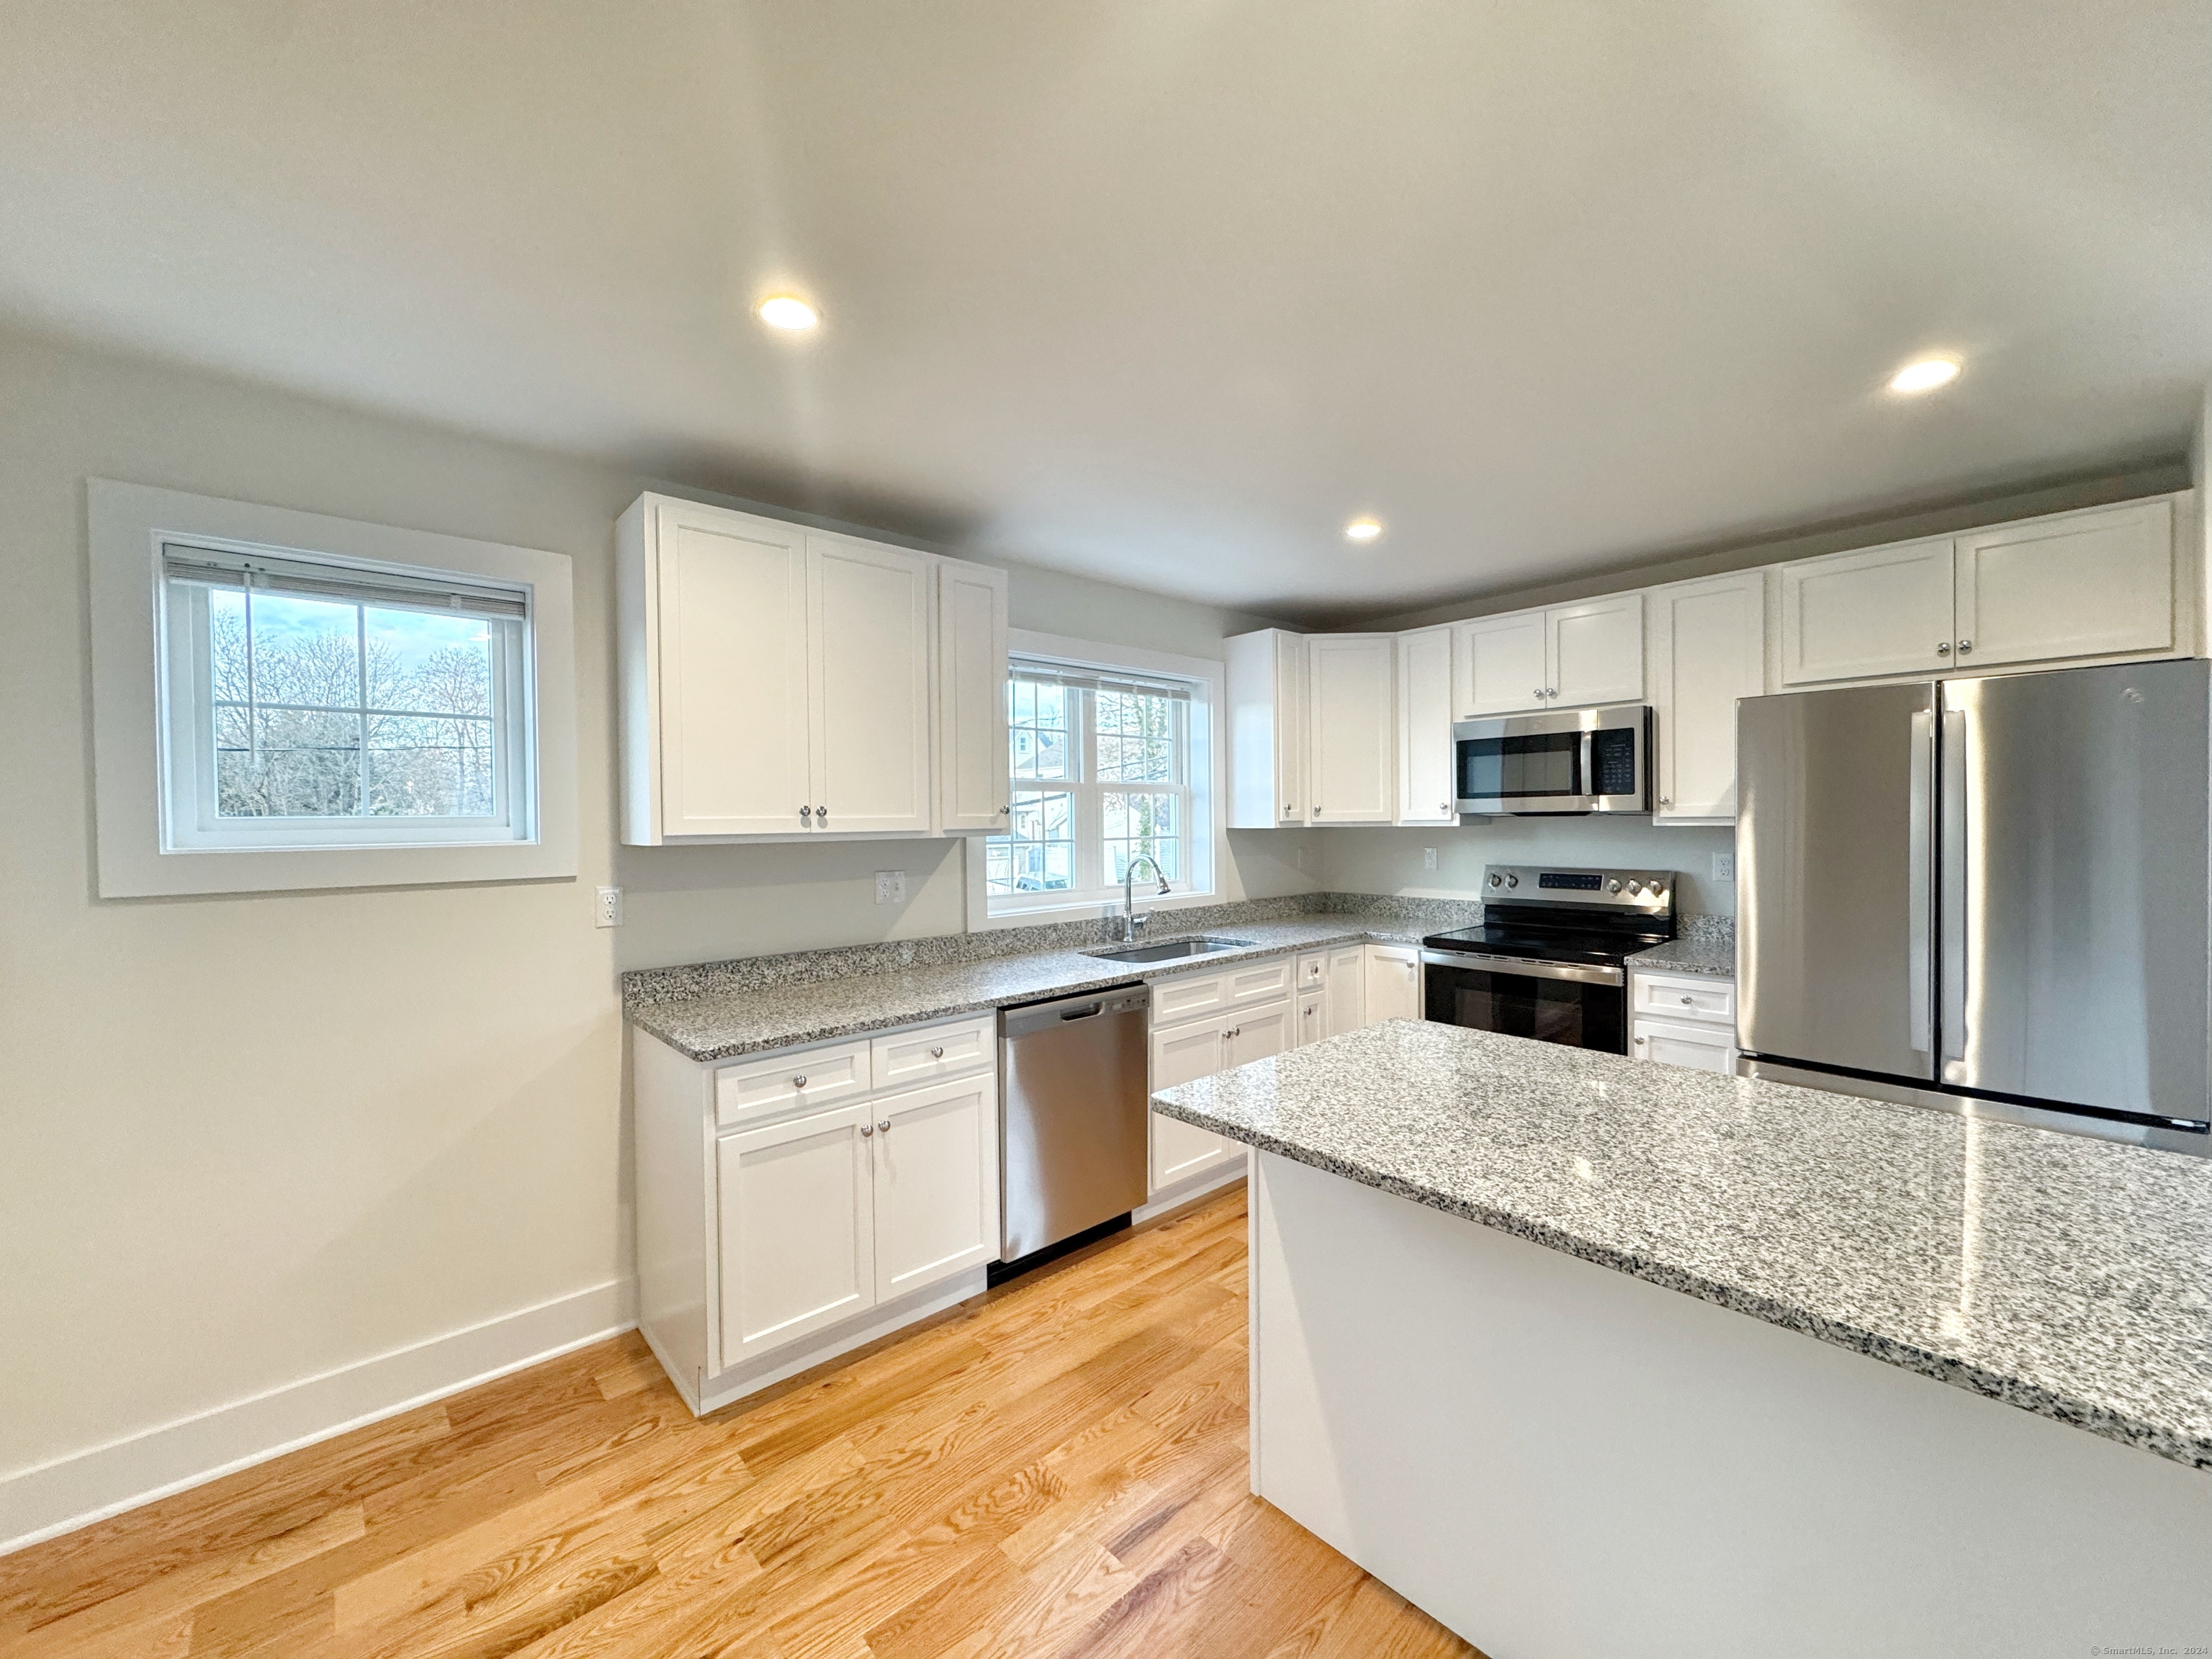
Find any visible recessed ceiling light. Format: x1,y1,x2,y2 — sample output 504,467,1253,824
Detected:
1344,517,1384,543
757,295,821,332
1888,355,1961,395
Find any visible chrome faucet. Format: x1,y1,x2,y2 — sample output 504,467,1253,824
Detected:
1118,853,1172,942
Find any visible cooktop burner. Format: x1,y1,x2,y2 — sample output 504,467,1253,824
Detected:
1421,863,1678,965
1421,923,1668,967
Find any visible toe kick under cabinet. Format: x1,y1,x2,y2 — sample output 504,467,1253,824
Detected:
632,1012,1000,1416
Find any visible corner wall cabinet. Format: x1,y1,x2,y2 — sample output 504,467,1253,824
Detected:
1226,489,2193,831
617,493,1009,844
634,1012,1000,1416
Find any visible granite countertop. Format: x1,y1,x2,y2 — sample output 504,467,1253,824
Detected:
1153,1020,2212,1470
626,912,1434,1063
1626,935,1736,977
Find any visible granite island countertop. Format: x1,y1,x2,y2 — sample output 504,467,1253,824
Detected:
622,897,1477,1063
1153,1020,2212,1470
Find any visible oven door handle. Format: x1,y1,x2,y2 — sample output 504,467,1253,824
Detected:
1419,950,1624,987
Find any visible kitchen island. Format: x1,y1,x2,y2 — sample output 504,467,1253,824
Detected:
1152,1020,2212,1658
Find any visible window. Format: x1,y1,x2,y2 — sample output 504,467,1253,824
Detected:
90,480,577,896
985,655,1210,912
158,545,534,849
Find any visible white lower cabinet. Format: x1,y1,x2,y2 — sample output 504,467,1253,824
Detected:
1323,944,1366,1036
1149,1012,1250,1192
1629,969,1737,1074
1296,990,1324,1047
1364,944,1421,1022
634,1013,1000,1415
716,1104,876,1367
1631,1017,1735,1074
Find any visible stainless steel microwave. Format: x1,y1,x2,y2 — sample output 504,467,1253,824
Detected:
1452,703,1652,815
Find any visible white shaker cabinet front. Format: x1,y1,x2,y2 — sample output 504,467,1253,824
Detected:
934,559,1011,833
1647,571,1766,822
1777,536,1956,686
1323,944,1367,1037
1454,595,1644,717
1307,634,1397,824
1226,629,1309,827
1953,499,2175,671
1150,1018,1235,1190
1363,945,1421,1022
1455,611,1550,716
871,1074,999,1300
1395,624,1457,824
807,535,934,835
716,1104,876,1368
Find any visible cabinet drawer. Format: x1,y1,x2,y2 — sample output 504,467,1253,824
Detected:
1632,1017,1736,1074
1151,968,1230,1025
1296,951,1326,991
869,1014,996,1091
1632,973,1735,1025
715,1038,871,1128
1220,956,1295,1009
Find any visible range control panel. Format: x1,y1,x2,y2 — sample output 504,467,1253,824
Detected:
1483,865,1676,912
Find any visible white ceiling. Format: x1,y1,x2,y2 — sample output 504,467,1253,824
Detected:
4,1,2208,622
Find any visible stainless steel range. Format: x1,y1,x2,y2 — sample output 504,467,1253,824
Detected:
1421,865,1676,1054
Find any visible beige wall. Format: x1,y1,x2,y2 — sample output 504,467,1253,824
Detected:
0,327,1310,1483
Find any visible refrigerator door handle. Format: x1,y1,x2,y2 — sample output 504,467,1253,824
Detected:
1907,710,1933,1057
1939,706,1970,1070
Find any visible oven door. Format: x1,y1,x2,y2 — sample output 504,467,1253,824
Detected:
1420,951,1628,1053
1453,705,1650,814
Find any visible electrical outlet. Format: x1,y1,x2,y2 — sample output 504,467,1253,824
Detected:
1422,847,1439,871
1712,851,1735,882
874,869,907,905
594,886,624,927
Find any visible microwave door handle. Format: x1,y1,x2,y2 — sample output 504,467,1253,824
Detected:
1939,706,1970,1072
1907,709,1933,1058
1579,728,1594,799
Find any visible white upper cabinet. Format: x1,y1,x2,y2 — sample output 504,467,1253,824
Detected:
1454,595,1644,717
1647,571,1766,823
1225,629,1308,827
1953,499,2174,671
1455,611,1549,716
809,534,934,834
1395,624,1457,824
935,560,1010,833
1307,634,1396,824
1778,536,1956,686
1548,595,1645,707
632,500,812,840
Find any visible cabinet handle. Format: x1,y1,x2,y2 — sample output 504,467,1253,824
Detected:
1956,639,1973,655
800,806,811,822
815,804,828,819
1936,642,1951,656
877,1119,891,1133
929,1046,945,1058
999,804,1010,815
1533,688,1545,700
1545,688,1557,698
1285,802,1293,814
1658,796,1671,808
860,1124,873,1137
792,1075,807,1088
1634,1036,1647,1046
1313,804,1321,814
1681,996,1694,1005
1439,802,1449,813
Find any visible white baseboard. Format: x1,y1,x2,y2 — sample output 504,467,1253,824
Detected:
0,1277,637,1558
1133,1155,1249,1224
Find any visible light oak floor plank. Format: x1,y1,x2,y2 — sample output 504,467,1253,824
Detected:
3,1184,1483,1658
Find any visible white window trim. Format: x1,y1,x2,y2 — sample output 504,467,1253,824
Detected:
965,629,1227,932
89,480,577,896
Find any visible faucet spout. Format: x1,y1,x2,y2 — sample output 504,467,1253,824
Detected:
1120,853,1172,940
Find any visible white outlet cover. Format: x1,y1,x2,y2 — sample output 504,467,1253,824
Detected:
594,885,624,927
875,870,907,904
1423,847,1439,871
1712,851,1735,882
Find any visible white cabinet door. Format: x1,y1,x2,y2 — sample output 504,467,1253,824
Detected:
1323,944,1367,1037
716,1104,875,1367
1225,999,1293,1068
1778,536,1954,685
871,1075,999,1300
1632,1017,1735,1074
1225,629,1308,827
1547,594,1645,707
1647,572,1765,822
1297,991,1324,1047
935,560,1010,833
809,534,934,833
1396,624,1457,824
1454,611,1548,718
1307,634,1396,824
1954,499,2175,670
656,503,811,837
1363,945,1421,1023
1150,1018,1231,1191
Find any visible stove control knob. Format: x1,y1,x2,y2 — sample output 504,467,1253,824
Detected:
1608,879,1622,894
1488,873,1502,888
1505,874,1519,889
1626,881,1643,896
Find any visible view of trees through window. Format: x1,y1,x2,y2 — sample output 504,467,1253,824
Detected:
207,588,499,818
986,665,1190,901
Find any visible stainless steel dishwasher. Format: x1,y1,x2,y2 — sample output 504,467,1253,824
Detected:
998,984,1151,1269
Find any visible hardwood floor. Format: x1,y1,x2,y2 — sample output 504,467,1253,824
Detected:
0,1186,1481,1658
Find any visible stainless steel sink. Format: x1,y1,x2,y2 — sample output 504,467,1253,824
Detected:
1084,935,1256,965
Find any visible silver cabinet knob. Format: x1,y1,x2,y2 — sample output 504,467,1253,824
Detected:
792,1075,807,1088
1936,642,1951,656
929,1046,945,1058
1285,801,1293,814
1634,1036,1647,1046
1533,688,1545,700
800,806,811,821
1957,639,1973,654
1439,803,1450,813
999,804,1010,814
815,805,827,819
860,1124,873,1137
877,1119,891,1133
1681,996,1694,1005
1658,797,1671,808
1545,688,1557,698
1313,804,1321,814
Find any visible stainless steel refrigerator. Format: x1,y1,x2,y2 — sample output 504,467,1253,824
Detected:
1735,657,2212,1152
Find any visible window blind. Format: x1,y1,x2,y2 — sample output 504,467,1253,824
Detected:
161,543,530,621
1010,658,1191,702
